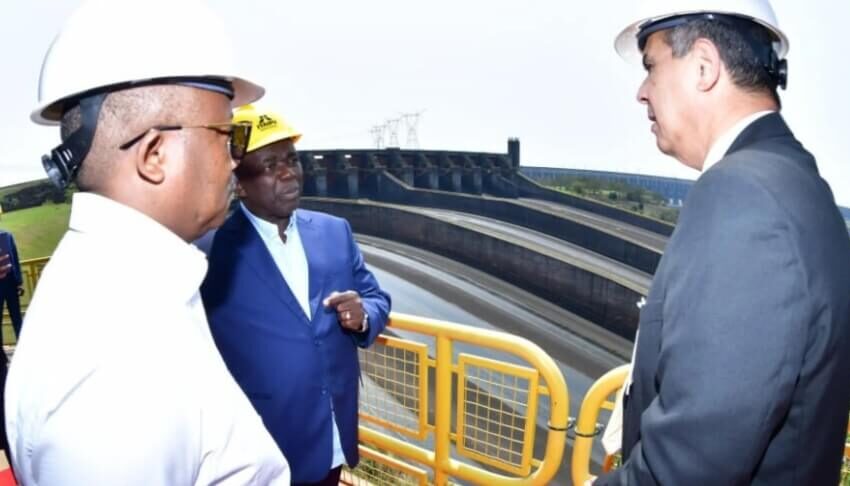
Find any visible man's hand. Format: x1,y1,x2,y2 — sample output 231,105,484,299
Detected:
323,290,367,332
17,286,24,297
0,253,10,280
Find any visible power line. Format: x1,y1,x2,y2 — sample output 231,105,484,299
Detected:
370,110,426,149
370,125,386,149
385,117,402,148
401,111,424,149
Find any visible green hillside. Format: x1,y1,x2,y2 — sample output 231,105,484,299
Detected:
0,203,70,260
0,202,70,343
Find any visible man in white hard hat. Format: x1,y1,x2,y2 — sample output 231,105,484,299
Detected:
4,0,290,484
593,1,850,485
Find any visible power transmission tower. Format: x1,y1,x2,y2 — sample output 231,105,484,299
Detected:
385,117,402,148
401,111,424,149
370,124,386,149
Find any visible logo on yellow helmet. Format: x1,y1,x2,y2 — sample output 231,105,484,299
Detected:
257,114,278,131
233,104,302,153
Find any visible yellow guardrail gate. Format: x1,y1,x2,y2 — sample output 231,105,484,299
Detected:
342,312,569,486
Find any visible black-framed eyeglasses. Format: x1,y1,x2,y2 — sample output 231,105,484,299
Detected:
118,122,253,161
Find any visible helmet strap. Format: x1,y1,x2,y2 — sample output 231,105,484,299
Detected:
42,93,106,189
40,77,236,189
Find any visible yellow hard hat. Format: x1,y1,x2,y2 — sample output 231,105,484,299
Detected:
233,104,302,153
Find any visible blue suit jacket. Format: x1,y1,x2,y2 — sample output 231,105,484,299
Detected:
0,231,22,287
597,114,850,485
201,209,390,482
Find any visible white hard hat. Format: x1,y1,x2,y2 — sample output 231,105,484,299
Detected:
33,0,264,125
614,0,788,64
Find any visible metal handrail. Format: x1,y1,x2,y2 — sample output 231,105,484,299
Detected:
355,312,569,485
570,365,629,486
1,257,50,336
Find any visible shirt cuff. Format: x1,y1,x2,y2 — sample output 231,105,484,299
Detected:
358,312,369,333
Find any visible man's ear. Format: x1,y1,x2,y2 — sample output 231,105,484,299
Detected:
691,38,721,92
133,131,168,184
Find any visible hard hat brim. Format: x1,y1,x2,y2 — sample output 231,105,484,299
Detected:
614,10,789,65
31,75,265,126
247,131,302,154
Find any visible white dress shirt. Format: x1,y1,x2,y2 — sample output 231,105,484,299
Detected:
241,204,310,318
5,193,290,486
241,204,347,470
702,110,775,173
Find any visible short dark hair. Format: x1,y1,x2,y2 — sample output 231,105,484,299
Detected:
57,86,194,191
60,104,100,191
664,19,781,107
60,99,115,192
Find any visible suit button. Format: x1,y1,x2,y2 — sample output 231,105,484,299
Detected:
321,387,327,395
314,339,321,346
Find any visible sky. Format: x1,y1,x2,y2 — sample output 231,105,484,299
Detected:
1,1,849,207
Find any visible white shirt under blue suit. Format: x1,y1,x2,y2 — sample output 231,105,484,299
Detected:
241,203,347,471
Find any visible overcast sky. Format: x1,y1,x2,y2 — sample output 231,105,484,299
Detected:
2,1,849,206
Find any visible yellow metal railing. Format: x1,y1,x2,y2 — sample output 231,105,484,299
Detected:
1,257,49,341
843,421,850,486
342,446,430,486
348,312,569,486
570,365,628,486
570,368,850,486
19,257,50,299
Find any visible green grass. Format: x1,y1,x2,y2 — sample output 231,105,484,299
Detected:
0,203,71,260
0,203,70,343
550,184,680,224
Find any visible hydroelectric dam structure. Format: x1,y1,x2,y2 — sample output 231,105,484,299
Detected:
296,139,674,347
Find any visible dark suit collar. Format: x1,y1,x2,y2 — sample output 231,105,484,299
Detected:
726,112,792,156
221,203,252,234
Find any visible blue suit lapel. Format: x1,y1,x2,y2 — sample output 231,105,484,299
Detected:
297,212,326,322
230,209,311,325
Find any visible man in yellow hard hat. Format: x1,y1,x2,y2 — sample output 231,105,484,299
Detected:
5,1,289,484
201,104,391,485
593,1,850,485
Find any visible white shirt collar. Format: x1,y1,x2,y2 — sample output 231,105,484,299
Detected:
239,202,311,319
702,110,774,173
68,192,207,302
240,203,298,241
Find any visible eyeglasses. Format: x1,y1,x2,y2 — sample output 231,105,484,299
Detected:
118,122,253,161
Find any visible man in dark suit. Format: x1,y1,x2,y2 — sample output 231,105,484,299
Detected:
0,248,13,455
0,230,23,339
0,231,22,453
596,2,850,484
201,104,391,486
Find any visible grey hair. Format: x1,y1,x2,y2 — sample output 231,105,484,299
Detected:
664,19,781,107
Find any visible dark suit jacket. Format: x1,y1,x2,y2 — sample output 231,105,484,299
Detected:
597,114,850,485
201,209,391,483
0,231,22,287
